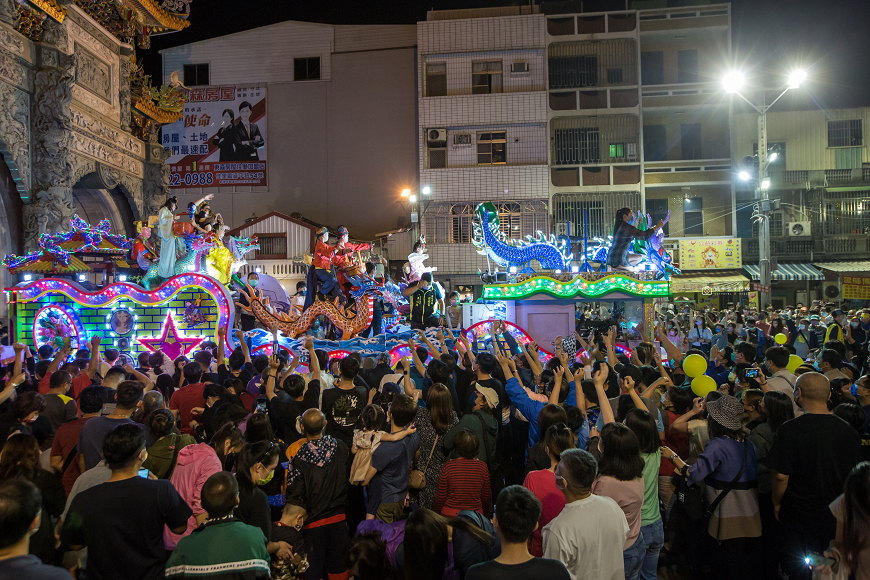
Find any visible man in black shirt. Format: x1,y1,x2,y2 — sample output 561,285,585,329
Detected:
265,339,320,444
466,485,569,580
766,372,862,580
402,272,444,330
62,424,192,580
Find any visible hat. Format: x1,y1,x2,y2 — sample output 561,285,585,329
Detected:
315,226,328,236
809,315,820,321
833,309,844,317
474,383,499,409
337,225,348,236
706,394,744,431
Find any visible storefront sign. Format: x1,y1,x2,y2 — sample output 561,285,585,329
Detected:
678,238,742,270
163,85,267,188
842,276,870,300
752,283,771,294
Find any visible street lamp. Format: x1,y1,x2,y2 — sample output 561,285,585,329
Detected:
400,186,432,241
725,69,807,308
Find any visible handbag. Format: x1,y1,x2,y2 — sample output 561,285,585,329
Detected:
673,439,748,525
409,435,439,491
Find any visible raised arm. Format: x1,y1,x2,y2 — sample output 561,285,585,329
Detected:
402,280,421,298
548,365,565,406
421,333,441,358
234,328,251,364
604,328,619,368
593,364,615,425
656,324,684,366
48,338,71,375
302,336,318,378
12,343,24,381
82,336,102,380
670,397,704,433
123,364,154,393
265,355,280,401
399,357,420,398
408,337,427,378
216,327,226,367
524,340,544,377
436,329,449,356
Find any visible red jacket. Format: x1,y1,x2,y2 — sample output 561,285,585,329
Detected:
313,241,336,270
332,242,370,270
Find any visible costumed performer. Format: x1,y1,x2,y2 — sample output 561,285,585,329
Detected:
205,213,234,284
607,207,663,271
131,221,157,271
308,226,343,304
189,194,216,234
157,196,180,279
407,237,436,282
332,225,371,297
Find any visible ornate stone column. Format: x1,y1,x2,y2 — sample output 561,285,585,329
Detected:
0,0,18,29
119,49,131,131
25,51,75,250
143,123,170,219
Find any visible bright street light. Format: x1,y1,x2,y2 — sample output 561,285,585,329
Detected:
722,71,744,93
768,152,778,163
409,194,417,203
788,69,806,89
738,170,751,181
761,177,771,190
422,186,431,195
401,188,410,197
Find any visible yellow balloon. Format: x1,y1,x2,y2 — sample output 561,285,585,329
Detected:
691,375,717,397
774,333,788,345
682,353,707,378
786,354,803,373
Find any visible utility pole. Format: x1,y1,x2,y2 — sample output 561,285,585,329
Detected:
757,95,771,309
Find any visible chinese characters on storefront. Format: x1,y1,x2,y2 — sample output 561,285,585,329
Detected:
678,238,742,270
842,276,870,300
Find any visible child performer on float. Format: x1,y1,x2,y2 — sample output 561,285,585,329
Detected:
407,237,436,282
131,221,157,271
157,196,180,279
188,194,216,234
309,227,343,303
332,225,370,297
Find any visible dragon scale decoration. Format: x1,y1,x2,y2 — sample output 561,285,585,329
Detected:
472,202,572,273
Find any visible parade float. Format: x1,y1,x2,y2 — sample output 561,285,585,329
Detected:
470,202,674,356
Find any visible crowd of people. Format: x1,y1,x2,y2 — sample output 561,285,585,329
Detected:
0,298,868,580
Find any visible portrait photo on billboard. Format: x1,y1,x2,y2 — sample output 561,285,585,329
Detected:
162,85,267,188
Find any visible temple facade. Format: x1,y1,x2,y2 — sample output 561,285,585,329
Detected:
0,0,191,307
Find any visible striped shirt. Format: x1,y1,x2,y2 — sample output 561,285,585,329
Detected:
433,457,490,517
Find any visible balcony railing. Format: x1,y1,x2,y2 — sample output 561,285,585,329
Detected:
779,169,870,187
740,234,870,262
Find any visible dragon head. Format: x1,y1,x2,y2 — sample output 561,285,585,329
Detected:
186,232,219,253
230,235,259,259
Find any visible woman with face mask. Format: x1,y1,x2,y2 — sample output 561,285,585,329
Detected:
690,317,713,354
234,441,288,556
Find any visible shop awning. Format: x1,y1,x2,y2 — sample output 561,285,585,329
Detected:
670,271,750,293
814,261,870,273
743,264,824,281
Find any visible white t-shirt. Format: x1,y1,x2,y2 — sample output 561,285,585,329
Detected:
542,494,628,580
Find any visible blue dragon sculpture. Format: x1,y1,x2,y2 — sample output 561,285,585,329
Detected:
472,202,572,273
583,211,680,279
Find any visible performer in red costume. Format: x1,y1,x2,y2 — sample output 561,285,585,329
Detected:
312,226,342,301
332,225,371,297
131,221,157,270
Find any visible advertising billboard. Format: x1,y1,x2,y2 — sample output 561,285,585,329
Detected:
162,84,267,188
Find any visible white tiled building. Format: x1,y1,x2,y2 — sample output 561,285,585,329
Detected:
415,3,735,296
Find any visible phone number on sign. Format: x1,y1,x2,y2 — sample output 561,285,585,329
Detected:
169,171,267,187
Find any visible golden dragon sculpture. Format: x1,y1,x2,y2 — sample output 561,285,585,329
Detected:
236,283,373,339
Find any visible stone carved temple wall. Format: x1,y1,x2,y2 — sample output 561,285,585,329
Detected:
0,0,189,251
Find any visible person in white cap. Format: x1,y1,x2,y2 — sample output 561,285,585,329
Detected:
445,383,498,464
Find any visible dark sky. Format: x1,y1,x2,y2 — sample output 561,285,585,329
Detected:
147,0,870,109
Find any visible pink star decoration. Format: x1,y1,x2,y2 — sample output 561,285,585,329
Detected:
137,312,203,360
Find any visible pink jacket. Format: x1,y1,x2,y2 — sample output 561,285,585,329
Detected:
163,443,222,549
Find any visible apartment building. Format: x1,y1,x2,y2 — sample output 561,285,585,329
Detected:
732,107,870,307
416,2,735,295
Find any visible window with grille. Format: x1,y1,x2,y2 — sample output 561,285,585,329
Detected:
183,64,209,86
451,205,473,243
294,57,321,81
428,148,447,169
606,68,623,84
477,131,507,165
553,192,642,238
472,61,503,94
553,128,600,165
820,191,870,235
828,120,863,147
426,201,548,244
426,62,447,97
255,234,287,259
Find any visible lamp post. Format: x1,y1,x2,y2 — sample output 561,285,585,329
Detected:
401,186,432,242
725,69,806,309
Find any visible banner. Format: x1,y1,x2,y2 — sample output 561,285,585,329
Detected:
162,85,267,188
842,276,870,300
678,238,742,270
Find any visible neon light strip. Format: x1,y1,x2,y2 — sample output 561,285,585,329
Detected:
9,274,234,344
482,274,669,300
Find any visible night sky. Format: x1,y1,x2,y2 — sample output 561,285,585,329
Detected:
146,0,870,108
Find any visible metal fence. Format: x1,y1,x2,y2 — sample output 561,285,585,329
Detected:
551,114,638,165
548,39,637,90
553,192,642,239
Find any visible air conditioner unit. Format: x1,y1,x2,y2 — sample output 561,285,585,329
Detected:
427,129,447,143
786,221,811,237
453,133,472,146
823,282,841,301
511,61,529,73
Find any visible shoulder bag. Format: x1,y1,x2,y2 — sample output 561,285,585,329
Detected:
673,439,748,525
409,435,439,491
